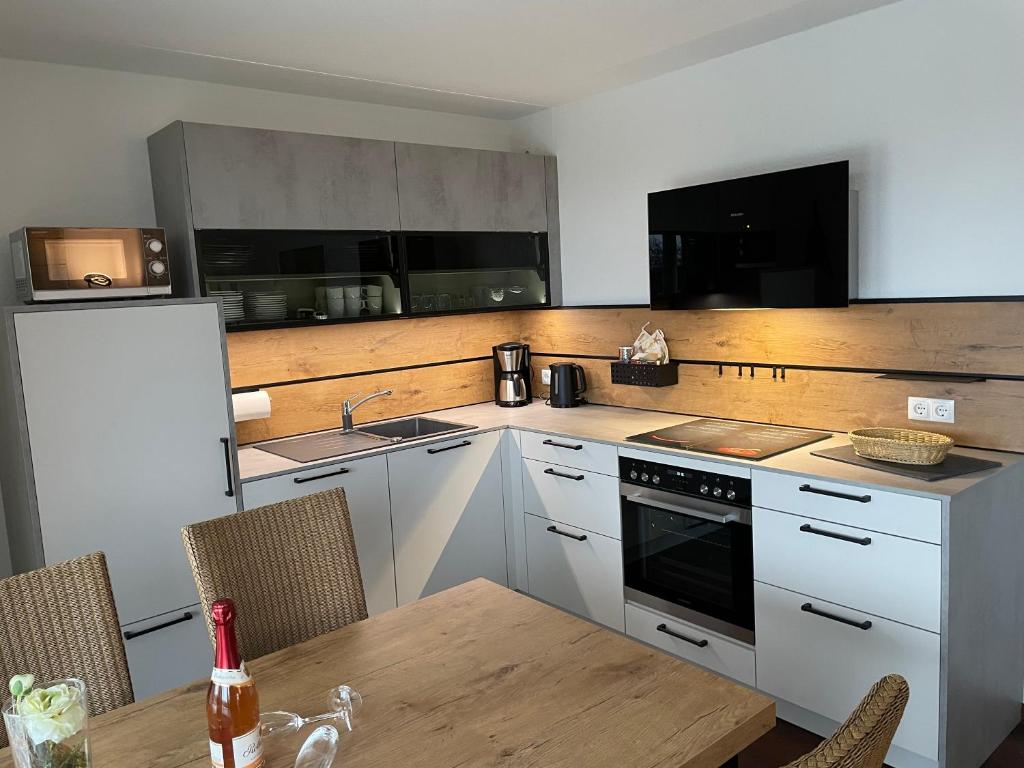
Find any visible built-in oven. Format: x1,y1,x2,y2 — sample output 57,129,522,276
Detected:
9,227,171,302
620,453,755,645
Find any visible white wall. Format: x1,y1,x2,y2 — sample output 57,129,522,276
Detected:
512,0,1024,304
0,57,518,305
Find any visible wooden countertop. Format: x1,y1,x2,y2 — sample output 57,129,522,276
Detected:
237,401,1023,500
0,579,776,768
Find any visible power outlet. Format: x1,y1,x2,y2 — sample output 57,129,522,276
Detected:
907,396,956,424
931,399,955,423
541,369,552,385
907,397,931,420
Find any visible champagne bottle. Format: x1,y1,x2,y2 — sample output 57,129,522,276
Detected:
207,599,265,768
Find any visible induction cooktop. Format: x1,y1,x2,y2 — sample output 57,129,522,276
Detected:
626,418,831,461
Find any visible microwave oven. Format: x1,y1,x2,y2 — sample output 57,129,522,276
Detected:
9,227,172,302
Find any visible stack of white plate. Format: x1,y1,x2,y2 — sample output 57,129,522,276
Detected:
209,290,245,322
244,291,288,321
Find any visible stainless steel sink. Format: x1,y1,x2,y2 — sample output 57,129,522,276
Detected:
252,430,392,464
357,417,474,441
251,417,475,463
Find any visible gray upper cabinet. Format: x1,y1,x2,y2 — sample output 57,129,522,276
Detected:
395,143,548,232
182,123,401,231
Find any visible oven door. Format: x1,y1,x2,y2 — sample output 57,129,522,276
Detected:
22,228,170,299
621,483,754,644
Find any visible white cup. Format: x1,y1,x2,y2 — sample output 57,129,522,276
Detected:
327,296,346,318
364,285,383,298
343,285,363,300
345,297,365,317
367,296,383,315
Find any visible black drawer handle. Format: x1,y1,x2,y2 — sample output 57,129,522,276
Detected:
294,467,351,484
544,468,585,481
220,437,235,498
543,439,583,451
546,525,587,542
799,524,872,546
656,623,709,648
427,440,472,454
801,602,872,630
123,611,194,640
799,484,872,503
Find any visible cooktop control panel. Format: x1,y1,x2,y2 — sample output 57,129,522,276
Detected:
619,456,752,507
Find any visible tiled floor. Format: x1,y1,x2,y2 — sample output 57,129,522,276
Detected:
739,714,1024,767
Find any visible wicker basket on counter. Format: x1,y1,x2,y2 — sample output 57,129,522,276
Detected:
848,428,954,466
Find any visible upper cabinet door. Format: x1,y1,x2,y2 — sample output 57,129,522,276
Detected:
395,143,548,232
183,123,401,230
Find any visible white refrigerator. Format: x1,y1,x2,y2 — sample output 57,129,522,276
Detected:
0,299,241,698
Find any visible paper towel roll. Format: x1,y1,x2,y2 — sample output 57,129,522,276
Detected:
232,390,272,422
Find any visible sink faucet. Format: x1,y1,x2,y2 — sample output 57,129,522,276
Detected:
342,389,393,432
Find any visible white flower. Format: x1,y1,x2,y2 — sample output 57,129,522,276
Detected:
17,683,87,745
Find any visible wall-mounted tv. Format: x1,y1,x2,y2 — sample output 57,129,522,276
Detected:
648,160,854,309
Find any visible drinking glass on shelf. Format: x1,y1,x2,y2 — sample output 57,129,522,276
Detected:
437,294,452,311
421,294,436,313
410,295,422,312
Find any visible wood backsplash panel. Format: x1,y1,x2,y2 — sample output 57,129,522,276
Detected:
227,312,520,388
235,359,493,443
532,354,1024,452
521,303,1024,376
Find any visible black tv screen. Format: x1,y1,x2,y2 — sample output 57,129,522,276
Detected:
648,160,851,309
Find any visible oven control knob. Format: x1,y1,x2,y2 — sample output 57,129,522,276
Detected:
640,473,649,483
713,487,723,498
629,470,638,480
148,260,167,276
652,475,660,485
147,239,164,253
699,484,709,495
726,488,737,501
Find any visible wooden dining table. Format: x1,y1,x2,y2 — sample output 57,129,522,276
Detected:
1,579,775,767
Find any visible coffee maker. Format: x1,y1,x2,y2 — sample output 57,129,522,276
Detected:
493,342,532,407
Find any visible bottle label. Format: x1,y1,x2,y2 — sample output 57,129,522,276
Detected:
209,724,264,768
211,662,251,686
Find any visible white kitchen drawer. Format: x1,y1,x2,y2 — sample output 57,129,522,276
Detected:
625,603,755,687
525,513,624,631
122,604,212,699
752,470,941,544
522,458,621,538
755,581,939,760
520,431,618,476
241,455,397,616
754,507,940,632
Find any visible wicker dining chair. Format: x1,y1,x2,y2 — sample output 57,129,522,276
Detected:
0,552,134,749
181,487,368,660
782,675,910,768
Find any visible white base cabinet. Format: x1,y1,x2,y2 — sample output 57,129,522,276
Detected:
241,454,398,616
525,513,624,631
755,581,940,761
388,430,508,604
121,603,212,700
625,603,755,687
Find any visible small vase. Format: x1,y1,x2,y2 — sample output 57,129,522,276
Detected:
3,678,91,768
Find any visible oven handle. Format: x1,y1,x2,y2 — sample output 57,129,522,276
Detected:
622,490,742,525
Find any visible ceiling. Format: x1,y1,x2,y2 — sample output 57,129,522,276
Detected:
0,0,902,119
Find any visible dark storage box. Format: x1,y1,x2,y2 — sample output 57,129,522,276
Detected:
610,361,678,387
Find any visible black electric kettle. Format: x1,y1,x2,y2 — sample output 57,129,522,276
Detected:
548,363,587,408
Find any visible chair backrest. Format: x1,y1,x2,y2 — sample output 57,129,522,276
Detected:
181,487,368,661
0,552,134,749
783,674,910,768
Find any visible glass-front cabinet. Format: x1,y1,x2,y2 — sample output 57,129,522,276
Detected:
195,230,402,329
404,232,550,314
195,229,550,330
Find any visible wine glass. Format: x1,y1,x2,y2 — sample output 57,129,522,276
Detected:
262,685,363,738
293,725,339,768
